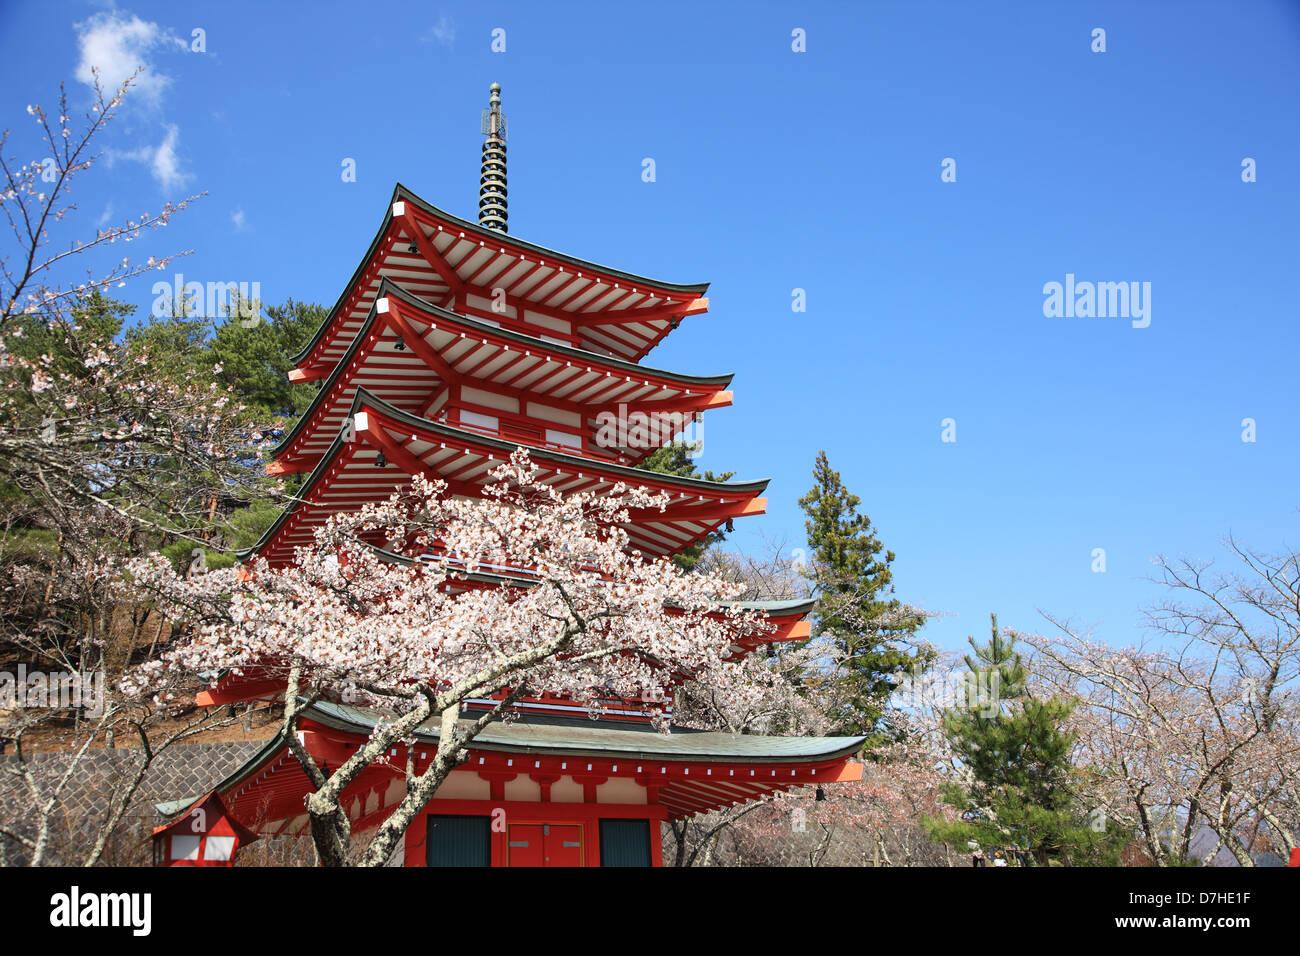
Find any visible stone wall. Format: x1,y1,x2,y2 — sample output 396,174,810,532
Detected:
0,739,265,866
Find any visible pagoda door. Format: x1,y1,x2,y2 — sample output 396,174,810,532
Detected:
547,825,583,866
506,824,584,867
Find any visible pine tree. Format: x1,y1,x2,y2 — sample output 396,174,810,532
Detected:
926,614,1124,865
206,297,324,418
798,450,929,739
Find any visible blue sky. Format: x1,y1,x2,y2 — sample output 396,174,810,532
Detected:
2,1,1298,653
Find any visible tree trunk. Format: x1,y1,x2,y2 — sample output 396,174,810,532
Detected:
306,793,353,867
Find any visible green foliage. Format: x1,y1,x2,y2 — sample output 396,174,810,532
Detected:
124,313,210,380
798,450,930,739
4,292,323,568
926,785,1124,867
1,295,137,549
4,291,132,382
151,299,326,558
637,441,733,571
206,297,324,418
926,614,1126,865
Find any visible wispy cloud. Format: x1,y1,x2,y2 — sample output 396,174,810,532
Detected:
109,124,189,191
76,10,193,191
74,11,185,105
422,15,456,49
150,124,187,190
231,207,247,231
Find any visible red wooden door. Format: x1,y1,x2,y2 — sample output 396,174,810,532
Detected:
547,825,583,866
507,824,583,866
507,825,545,866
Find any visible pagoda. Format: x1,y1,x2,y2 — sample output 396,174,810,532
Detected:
156,85,864,867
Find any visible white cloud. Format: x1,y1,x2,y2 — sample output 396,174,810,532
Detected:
150,124,187,190
111,124,189,190
74,11,184,106
422,15,455,48
76,12,192,192
231,207,246,230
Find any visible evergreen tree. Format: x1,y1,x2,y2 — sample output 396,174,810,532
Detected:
205,297,324,418
19,294,329,572
926,614,1125,865
172,298,328,560
798,450,929,739
0,290,279,672
6,289,132,367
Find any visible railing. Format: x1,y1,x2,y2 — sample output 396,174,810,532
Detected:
453,418,631,465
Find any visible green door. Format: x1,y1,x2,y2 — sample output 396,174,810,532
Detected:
426,815,491,867
599,819,651,867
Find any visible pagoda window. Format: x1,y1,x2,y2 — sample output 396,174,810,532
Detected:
544,428,582,452
461,299,580,347
425,815,491,867
426,387,450,418
598,819,651,867
465,293,517,322
526,402,581,429
519,309,572,338
459,409,500,433
462,385,519,414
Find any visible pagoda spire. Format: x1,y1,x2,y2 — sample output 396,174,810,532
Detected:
479,82,508,232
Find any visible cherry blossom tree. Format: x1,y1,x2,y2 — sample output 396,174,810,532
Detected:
126,450,777,867
667,544,952,866
1023,538,1300,865
720,730,953,867
0,72,266,549
0,74,264,865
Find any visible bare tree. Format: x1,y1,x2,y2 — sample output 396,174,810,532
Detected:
1024,537,1300,865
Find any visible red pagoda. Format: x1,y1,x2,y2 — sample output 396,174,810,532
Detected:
156,85,864,867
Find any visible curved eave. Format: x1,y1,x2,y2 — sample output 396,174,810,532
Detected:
353,387,769,496
158,702,865,830
724,597,817,617
243,389,768,563
153,731,289,821
308,700,867,764
272,278,733,461
291,182,710,369
382,279,730,386
394,183,709,297
237,423,354,561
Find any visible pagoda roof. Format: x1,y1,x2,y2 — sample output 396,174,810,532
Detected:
273,280,733,472
159,701,865,825
249,389,767,565
292,183,711,375
312,700,863,763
